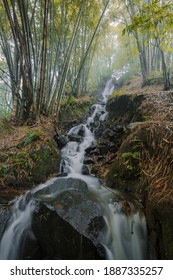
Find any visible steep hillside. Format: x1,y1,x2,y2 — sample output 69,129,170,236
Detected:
90,76,173,259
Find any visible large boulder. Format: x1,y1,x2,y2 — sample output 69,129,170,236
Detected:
34,177,89,202
33,177,106,259
106,94,145,123
31,202,103,260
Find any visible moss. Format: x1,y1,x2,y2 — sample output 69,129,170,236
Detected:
0,164,9,177
109,89,125,99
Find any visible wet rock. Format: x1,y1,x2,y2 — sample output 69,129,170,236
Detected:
54,135,69,148
97,155,105,161
101,110,105,115
83,157,94,164
0,207,10,240
81,165,90,175
113,124,124,133
89,105,96,115
19,228,42,260
86,216,105,240
18,192,33,211
94,112,101,121
57,172,68,177
78,125,85,137
85,144,97,154
107,131,116,141
33,177,107,259
93,120,100,128
34,177,89,203
87,149,100,156
94,128,101,138
106,94,145,122
55,190,106,250
31,202,104,260
68,134,82,142
107,142,116,151
98,146,108,155
90,166,99,175
102,128,111,137
107,95,133,118
67,124,86,141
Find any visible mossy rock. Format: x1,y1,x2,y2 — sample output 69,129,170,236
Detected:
106,94,145,123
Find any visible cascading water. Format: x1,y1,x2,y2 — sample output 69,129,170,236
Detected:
0,194,36,259
0,78,147,260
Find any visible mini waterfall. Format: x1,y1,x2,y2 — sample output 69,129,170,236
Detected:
0,78,147,260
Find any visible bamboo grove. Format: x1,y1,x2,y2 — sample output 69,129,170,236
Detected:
0,0,173,122
0,0,110,121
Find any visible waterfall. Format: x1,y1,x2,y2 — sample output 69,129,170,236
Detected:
0,78,147,260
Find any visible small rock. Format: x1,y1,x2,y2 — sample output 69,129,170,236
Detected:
54,135,69,148
78,125,85,137
81,165,90,175
83,157,94,165
85,144,96,154
107,142,116,151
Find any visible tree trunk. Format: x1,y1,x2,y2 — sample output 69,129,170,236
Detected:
160,49,170,90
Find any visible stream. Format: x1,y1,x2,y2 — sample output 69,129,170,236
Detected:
0,79,147,260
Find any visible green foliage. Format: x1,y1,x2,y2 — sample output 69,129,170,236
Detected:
123,0,173,44
10,151,31,170
122,151,140,160
120,137,142,177
22,130,41,147
121,151,140,174
110,89,125,98
142,115,151,120
0,164,9,177
60,96,76,107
